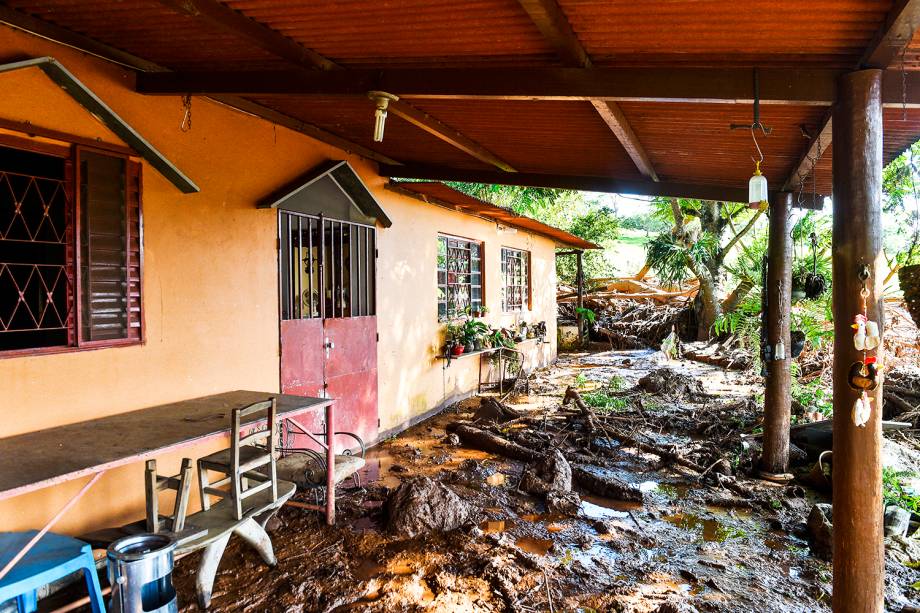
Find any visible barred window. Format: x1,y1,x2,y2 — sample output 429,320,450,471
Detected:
437,235,482,320
501,247,530,312
0,141,143,355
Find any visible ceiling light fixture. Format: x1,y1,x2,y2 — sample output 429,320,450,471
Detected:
368,91,399,142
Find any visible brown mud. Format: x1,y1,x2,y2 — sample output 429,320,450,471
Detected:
171,349,920,612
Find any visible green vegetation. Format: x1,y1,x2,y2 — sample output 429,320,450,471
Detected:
446,183,619,282
581,376,628,413
883,467,920,514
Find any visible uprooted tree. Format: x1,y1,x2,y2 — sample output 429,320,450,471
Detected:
646,197,764,340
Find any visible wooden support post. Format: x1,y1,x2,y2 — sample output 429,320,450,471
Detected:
760,192,793,478
832,69,885,613
576,251,585,345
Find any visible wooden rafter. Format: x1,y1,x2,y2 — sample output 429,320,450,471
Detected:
785,0,920,194
0,4,398,166
387,101,515,172
152,0,511,171
860,0,920,69
135,67,920,107
782,110,832,192
515,0,657,180
379,163,765,203
152,0,339,71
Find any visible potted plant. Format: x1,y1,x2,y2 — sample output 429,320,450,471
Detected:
470,304,489,318
445,322,465,356
462,319,489,353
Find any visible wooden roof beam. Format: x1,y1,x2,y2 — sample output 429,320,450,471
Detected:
376,163,824,204
785,0,920,191
860,0,920,69
135,67,920,106
0,5,399,167
503,0,659,179
152,0,339,71
387,100,515,172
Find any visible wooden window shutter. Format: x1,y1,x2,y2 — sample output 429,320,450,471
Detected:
77,149,143,344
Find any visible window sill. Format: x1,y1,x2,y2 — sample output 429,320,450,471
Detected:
0,339,144,360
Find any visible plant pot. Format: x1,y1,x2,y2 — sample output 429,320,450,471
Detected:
899,264,920,327
464,342,475,353
473,339,483,351
451,344,465,356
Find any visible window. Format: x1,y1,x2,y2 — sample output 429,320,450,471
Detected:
0,142,143,355
501,247,530,312
279,212,376,320
437,235,482,320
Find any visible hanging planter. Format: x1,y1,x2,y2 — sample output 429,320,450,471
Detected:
898,264,920,327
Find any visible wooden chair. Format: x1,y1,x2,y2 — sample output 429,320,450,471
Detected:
197,398,278,521
145,458,193,533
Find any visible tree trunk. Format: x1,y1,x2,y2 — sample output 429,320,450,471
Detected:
692,270,722,340
721,278,754,314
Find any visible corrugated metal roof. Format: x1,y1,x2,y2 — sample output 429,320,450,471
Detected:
3,0,920,200
390,181,600,250
222,0,557,68
559,0,892,69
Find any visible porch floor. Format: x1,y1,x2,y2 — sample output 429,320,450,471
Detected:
167,350,918,612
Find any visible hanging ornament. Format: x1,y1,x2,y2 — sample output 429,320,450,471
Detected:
849,265,882,426
847,359,879,391
853,391,872,428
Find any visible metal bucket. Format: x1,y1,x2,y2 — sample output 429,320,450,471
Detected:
106,534,177,613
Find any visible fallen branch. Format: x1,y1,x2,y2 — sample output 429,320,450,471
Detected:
448,423,541,462
571,464,643,502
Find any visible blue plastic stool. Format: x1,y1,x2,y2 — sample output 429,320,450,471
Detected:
0,531,105,613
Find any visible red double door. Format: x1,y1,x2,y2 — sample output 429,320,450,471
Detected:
278,213,378,445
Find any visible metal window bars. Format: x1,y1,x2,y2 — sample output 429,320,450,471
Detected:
501,247,528,312
437,235,482,320
279,211,376,320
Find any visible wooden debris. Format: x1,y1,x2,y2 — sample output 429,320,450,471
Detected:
571,464,644,502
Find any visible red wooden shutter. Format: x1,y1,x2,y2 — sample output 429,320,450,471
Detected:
76,148,143,345
126,160,143,342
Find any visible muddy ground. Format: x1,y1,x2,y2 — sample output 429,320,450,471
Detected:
171,349,920,612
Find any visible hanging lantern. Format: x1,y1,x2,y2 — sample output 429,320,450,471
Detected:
749,159,768,209
367,91,399,142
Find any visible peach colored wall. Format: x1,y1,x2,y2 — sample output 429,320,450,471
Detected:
0,26,556,534
368,180,558,432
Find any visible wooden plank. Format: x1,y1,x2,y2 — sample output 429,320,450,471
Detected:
0,391,333,501
381,163,757,202
860,0,920,69
387,100,515,172
152,0,339,71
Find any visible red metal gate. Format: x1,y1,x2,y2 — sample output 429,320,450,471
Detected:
279,213,378,445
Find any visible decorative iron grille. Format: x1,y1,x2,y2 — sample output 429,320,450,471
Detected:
279,211,376,320
0,166,73,351
501,247,529,312
437,235,482,320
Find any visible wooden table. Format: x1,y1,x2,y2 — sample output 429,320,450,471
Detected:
0,391,335,519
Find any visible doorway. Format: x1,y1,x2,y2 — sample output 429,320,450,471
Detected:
278,211,378,444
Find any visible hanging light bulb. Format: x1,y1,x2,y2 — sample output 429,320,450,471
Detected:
749,159,768,208
368,91,399,142
748,128,768,209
